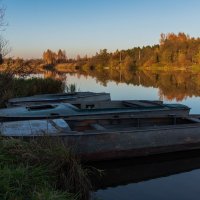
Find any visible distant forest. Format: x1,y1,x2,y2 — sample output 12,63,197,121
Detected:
41,33,200,70
3,32,200,70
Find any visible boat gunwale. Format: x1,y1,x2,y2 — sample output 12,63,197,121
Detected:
7,92,111,103
4,121,200,137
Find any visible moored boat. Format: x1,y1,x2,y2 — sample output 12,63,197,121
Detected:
6,91,111,107
0,100,190,122
1,115,200,161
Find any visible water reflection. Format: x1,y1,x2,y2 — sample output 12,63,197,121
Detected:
91,150,200,200
43,70,66,81
35,69,200,102
91,150,200,190
28,69,200,115
75,69,200,102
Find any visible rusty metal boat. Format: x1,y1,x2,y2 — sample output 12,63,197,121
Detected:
1,115,200,161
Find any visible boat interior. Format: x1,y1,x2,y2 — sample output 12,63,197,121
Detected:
21,100,165,112
2,116,200,136
71,100,164,110
64,116,200,132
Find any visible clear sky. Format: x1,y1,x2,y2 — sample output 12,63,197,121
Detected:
3,0,200,59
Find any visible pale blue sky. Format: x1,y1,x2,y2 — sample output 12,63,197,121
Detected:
3,0,200,59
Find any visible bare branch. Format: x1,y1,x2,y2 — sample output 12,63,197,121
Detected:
0,35,10,57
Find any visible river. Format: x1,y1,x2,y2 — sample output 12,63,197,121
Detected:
64,72,200,114
37,70,200,200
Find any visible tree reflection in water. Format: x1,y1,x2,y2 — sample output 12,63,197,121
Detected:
72,68,200,102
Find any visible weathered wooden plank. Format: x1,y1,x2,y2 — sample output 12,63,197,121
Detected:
186,117,200,123
90,123,106,131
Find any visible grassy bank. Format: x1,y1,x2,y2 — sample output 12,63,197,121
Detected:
0,71,95,199
0,137,92,200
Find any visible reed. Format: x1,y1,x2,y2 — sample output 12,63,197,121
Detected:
12,77,64,97
66,83,78,93
0,72,64,107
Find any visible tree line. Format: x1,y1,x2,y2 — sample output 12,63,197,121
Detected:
53,32,200,69
3,32,200,70
43,49,67,65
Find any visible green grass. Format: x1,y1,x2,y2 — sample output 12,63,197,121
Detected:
0,71,95,199
0,137,92,200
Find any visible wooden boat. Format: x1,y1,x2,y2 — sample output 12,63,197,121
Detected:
6,92,111,107
1,115,200,161
0,100,190,122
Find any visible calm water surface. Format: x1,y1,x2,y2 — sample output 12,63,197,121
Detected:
90,151,200,200
64,73,200,114
40,71,200,200
63,72,200,200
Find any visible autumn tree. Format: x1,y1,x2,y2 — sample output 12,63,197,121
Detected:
94,49,110,67
43,49,57,65
194,50,200,65
43,49,67,64
76,54,81,61
123,55,134,70
57,49,67,63
43,32,200,69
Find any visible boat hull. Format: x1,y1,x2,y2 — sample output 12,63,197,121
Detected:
4,122,200,161
60,124,200,161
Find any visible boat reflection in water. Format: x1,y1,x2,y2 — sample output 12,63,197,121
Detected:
91,150,200,199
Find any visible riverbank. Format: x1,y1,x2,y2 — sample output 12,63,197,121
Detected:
0,137,92,200
0,71,96,199
55,63,200,73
